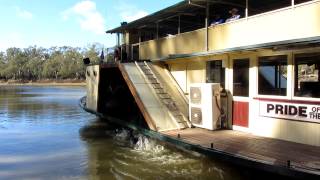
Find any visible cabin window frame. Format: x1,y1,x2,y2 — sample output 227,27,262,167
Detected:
254,49,320,101
292,50,320,101
254,52,290,99
232,58,250,97
257,55,288,97
206,59,227,89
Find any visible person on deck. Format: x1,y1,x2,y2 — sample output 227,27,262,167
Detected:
210,15,224,26
225,8,240,22
114,47,120,62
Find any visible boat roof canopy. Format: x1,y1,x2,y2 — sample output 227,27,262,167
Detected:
106,0,298,34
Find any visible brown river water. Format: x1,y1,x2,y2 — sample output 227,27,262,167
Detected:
0,86,288,180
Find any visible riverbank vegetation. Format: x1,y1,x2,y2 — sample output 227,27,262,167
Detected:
0,44,104,82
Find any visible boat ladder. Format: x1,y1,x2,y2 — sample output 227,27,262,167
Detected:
135,61,191,129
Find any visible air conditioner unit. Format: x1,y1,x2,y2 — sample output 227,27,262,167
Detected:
189,83,221,130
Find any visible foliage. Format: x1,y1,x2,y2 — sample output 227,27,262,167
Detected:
0,44,103,81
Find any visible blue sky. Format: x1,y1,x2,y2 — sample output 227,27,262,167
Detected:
0,0,181,51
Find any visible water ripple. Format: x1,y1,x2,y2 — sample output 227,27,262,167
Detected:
0,86,250,180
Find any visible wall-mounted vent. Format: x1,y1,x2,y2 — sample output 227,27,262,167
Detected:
190,107,202,125
190,87,201,104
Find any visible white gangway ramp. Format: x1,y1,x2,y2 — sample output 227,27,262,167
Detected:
119,62,190,132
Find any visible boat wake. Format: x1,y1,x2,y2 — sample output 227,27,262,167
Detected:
81,124,229,179
113,129,164,153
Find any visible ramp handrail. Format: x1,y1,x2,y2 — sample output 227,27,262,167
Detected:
135,61,191,129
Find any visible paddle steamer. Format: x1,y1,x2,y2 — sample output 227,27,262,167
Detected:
81,0,320,178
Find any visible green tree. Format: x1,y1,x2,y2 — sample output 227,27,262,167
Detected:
59,47,82,79
0,52,6,79
84,43,101,64
59,47,84,79
0,44,101,81
42,49,63,79
3,48,28,79
23,46,46,80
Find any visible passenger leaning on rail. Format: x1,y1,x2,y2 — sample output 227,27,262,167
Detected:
210,14,224,26
225,8,240,22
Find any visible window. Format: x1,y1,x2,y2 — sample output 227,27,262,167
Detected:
206,60,225,88
132,45,139,61
258,55,287,96
294,53,320,98
233,59,249,97
295,0,313,5
248,0,291,16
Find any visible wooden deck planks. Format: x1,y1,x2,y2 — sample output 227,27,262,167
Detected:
162,128,320,172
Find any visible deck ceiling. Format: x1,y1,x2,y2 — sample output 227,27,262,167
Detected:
106,0,305,34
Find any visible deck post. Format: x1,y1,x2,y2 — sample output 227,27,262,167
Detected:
245,0,248,18
156,22,159,39
287,160,291,168
138,30,141,43
116,33,120,46
210,143,213,148
178,15,181,34
205,1,209,51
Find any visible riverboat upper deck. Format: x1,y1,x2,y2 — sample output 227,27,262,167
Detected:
107,0,320,61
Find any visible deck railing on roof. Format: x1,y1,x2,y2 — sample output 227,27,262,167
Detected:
208,0,320,51
139,1,320,60
139,28,206,60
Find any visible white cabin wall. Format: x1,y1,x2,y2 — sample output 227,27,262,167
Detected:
166,47,320,146
186,61,206,94
250,115,320,146
168,60,206,94
249,49,320,146
169,63,188,93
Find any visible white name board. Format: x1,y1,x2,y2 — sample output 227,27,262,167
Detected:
259,101,320,123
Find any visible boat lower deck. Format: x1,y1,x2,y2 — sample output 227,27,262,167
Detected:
162,128,320,176
84,62,320,178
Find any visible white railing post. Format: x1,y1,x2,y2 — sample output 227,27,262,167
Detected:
205,1,209,51
246,0,248,19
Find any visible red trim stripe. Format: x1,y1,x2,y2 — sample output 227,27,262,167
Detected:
253,97,320,105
